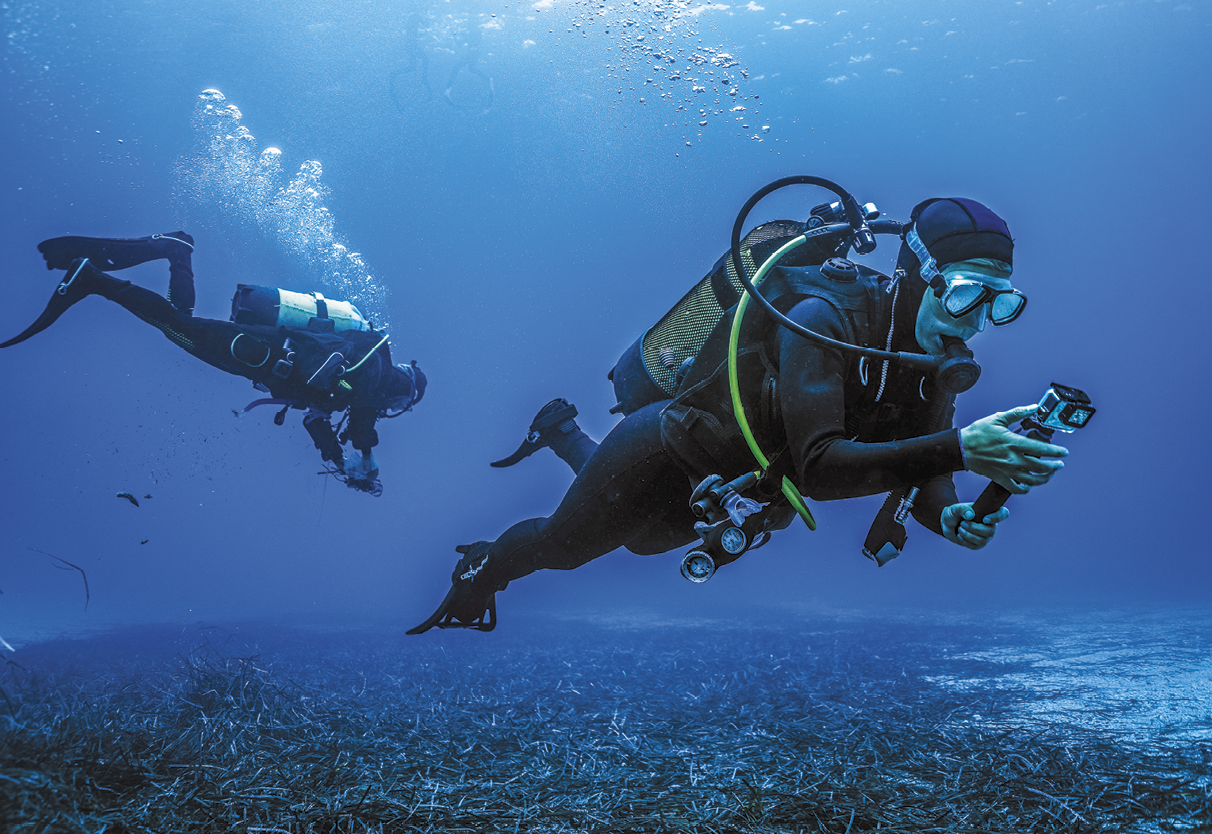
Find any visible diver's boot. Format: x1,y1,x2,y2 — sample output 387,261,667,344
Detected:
491,398,583,468
407,542,501,634
1,259,129,349
37,231,194,272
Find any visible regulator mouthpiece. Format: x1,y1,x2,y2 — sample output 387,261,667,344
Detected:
936,336,980,394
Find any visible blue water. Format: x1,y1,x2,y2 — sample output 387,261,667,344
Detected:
1,0,1210,788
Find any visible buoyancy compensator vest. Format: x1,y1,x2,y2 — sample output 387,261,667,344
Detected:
669,259,888,465
660,257,894,531
247,328,392,414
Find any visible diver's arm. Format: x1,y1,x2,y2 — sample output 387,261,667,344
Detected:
776,299,965,502
303,409,345,471
344,406,380,455
910,475,960,537
342,406,381,481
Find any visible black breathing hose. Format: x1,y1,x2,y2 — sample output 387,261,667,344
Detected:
728,175,979,392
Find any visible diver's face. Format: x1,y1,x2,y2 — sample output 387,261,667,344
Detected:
915,273,1015,355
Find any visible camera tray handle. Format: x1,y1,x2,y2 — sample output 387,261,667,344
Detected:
970,420,1053,520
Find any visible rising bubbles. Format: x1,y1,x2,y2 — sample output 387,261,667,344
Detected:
177,90,391,331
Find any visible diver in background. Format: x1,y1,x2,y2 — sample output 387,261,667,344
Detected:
410,197,1068,633
443,22,494,113
390,11,433,111
2,233,426,495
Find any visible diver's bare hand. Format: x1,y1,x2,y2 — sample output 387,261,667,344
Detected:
941,503,1009,550
960,405,1068,494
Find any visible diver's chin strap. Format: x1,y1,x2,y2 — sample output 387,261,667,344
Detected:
727,236,817,532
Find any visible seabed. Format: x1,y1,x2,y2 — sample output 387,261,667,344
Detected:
1,609,1208,833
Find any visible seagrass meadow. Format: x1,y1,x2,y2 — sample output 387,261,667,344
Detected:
1,612,1209,833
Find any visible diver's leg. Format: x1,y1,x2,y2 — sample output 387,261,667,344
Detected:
69,260,263,376
553,429,598,474
409,401,695,633
484,404,693,583
37,232,196,315
165,237,195,315
1,257,274,389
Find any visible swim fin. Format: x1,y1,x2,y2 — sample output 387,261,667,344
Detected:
490,398,579,468
37,232,193,272
407,542,498,634
1,259,126,349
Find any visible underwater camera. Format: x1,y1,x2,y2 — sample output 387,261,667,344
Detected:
969,383,1095,519
862,383,1096,566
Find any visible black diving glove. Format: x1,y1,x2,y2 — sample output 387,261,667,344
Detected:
303,412,346,471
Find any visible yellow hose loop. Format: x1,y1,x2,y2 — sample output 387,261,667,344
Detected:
343,332,391,375
728,235,817,531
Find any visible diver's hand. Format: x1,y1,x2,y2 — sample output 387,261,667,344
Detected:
346,450,379,481
941,503,1009,550
960,405,1068,494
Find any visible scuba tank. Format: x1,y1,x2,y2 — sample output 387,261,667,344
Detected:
231,284,371,333
609,193,901,416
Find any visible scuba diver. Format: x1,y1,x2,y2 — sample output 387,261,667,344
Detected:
390,11,433,111
410,179,1069,633
443,22,494,113
2,232,426,495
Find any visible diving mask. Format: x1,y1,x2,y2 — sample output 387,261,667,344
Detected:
938,263,1026,326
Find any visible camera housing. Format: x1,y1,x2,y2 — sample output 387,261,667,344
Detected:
1033,383,1095,433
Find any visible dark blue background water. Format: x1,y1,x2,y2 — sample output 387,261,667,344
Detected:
2,0,1209,642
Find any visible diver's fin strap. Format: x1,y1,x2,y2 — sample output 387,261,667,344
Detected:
530,401,578,433
58,258,89,295
151,233,195,250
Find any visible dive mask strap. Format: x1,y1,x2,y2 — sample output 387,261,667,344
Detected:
400,363,419,412
904,226,943,288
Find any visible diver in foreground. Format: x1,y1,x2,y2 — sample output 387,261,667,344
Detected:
2,233,426,495
410,179,1074,633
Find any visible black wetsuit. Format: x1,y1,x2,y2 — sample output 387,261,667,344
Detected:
477,260,966,590
84,248,417,459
